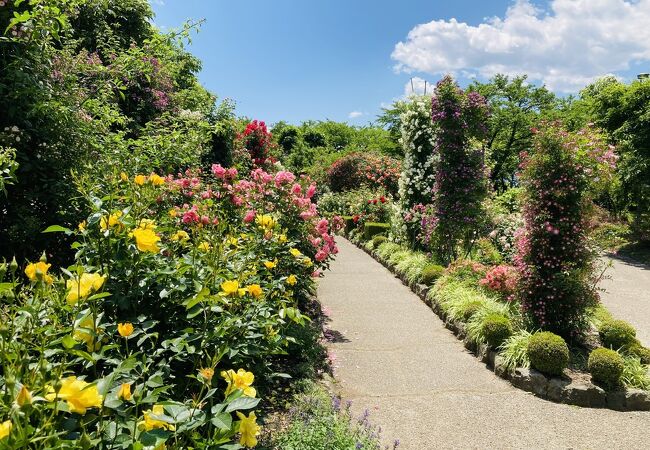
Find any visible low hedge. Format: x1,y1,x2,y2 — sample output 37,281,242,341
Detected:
342,215,355,233
527,331,569,376
364,222,390,240
588,348,624,389
599,319,637,350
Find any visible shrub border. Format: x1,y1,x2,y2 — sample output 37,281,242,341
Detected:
351,238,650,412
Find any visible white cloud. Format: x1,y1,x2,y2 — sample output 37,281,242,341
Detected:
348,111,364,119
392,0,650,92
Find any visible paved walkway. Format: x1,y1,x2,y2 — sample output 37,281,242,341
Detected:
318,238,650,450
600,256,650,346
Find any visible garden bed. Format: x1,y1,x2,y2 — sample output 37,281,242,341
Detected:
350,237,650,412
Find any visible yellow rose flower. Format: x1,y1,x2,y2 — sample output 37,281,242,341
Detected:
117,323,134,337
78,221,87,232
263,260,276,270
16,385,32,407
237,411,260,448
289,248,301,257
303,257,313,267
286,274,297,286
45,376,103,415
220,280,239,296
73,316,102,352
117,383,132,401
66,272,106,306
138,219,157,230
198,241,211,252
132,227,160,253
279,234,288,243
247,284,263,298
100,211,122,231
134,174,148,185
199,367,214,382
221,369,256,397
255,214,276,230
0,420,12,440
120,172,129,182
149,173,165,186
171,230,190,242
24,261,54,284
138,405,175,431
227,236,239,247
168,208,178,218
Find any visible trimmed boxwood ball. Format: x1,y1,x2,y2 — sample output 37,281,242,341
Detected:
420,264,445,285
364,222,390,240
527,331,570,376
481,313,513,348
588,347,624,389
599,319,637,349
372,235,388,247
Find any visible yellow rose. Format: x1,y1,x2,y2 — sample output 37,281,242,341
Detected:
73,316,102,352
263,260,276,270
171,230,190,242
168,208,178,218
0,420,12,440
247,284,263,298
16,385,32,407
255,214,276,230
117,323,134,337
66,272,106,306
237,411,260,448
24,261,53,284
117,383,132,401
289,248,301,257
120,172,129,182
100,211,122,231
149,173,165,186
221,368,256,397
78,221,87,232
138,405,175,431
45,376,103,415
220,280,240,297
132,227,160,253
303,257,313,267
198,241,211,252
134,174,148,185
286,274,297,286
279,234,288,243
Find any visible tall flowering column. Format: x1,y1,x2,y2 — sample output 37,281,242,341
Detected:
516,122,617,338
430,76,489,263
396,96,437,246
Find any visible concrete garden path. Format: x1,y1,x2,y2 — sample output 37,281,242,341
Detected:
600,256,650,347
318,238,650,450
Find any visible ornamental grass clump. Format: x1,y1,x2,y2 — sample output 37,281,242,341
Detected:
427,76,489,263
516,122,616,338
526,331,570,376
588,348,625,390
420,264,445,285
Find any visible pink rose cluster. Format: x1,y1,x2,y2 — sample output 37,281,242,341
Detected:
479,265,518,300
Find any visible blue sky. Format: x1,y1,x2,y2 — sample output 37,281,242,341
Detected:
150,0,650,125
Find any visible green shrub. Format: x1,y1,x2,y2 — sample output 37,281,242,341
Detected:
626,344,650,365
364,222,390,240
459,300,485,321
599,320,637,349
376,242,401,260
480,314,513,348
421,264,445,285
342,215,355,232
527,332,570,376
588,348,624,389
372,235,388,247
475,237,503,265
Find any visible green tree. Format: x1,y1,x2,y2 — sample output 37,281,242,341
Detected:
469,74,557,192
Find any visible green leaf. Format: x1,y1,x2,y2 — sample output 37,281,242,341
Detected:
210,412,232,430
224,396,259,413
42,225,72,234
62,335,77,350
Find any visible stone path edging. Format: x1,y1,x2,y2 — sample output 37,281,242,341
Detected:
353,239,650,412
